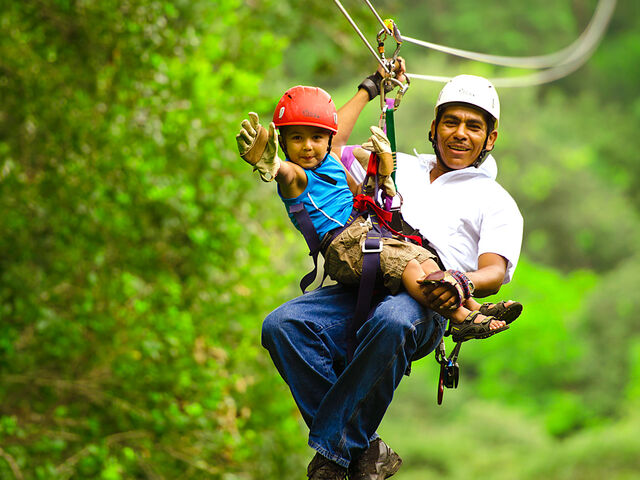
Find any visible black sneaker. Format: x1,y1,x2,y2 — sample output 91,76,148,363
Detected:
307,452,348,480
349,438,403,480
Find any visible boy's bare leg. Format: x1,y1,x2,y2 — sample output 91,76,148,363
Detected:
465,297,482,311
401,259,506,330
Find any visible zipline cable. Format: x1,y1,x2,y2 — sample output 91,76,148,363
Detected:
486,0,617,87
335,0,617,87
368,0,615,70
406,0,617,87
332,0,391,73
362,0,392,37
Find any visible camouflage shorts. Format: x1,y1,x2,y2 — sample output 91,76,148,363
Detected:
324,219,436,294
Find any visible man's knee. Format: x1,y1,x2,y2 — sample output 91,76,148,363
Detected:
371,292,425,333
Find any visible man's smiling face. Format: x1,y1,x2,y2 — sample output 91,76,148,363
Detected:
430,104,497,171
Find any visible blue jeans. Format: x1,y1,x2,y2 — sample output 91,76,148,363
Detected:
261,284,446,468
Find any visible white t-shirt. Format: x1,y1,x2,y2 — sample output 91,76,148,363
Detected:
342,149,523,284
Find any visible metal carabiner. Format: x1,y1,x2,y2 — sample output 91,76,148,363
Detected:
378,76,403,111
435,339,462,404
376,19,403,65
376,19,410,112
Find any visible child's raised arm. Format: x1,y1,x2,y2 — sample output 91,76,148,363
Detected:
236,112,307,197
236,112,280,181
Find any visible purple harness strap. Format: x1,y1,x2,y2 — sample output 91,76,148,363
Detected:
287,202,325,293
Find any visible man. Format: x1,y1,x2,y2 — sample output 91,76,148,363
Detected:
260,67,523,479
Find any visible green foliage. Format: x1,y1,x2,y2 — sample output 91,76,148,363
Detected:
381,373,640,479
572,255,640,419
2,0,640,478
460,259,599,435
0,1,306,478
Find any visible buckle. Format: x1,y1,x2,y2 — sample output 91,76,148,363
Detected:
362,237,383,253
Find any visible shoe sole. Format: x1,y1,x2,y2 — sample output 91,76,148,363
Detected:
451,324,509,343
500,303,522,324
381,454,402,478
481,302,523,324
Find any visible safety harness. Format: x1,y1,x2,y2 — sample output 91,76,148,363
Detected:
287,13,426,361
289,13,464,402
289,153,427,359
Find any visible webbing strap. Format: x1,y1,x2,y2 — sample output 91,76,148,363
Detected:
384,98,397,186
288,203,323,293
347,217,383,361
353,194,422,246
290,202,365,293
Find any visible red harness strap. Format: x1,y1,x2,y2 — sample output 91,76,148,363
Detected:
353,194,423,247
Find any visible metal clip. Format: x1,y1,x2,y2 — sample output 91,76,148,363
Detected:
375,18,410,112
362,237,383,253
436,339,462,404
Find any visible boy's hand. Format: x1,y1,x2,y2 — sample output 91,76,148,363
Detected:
363,126,393,176
353,128,397,197
236,112,280,182
236,112,263,160
257,122,281,182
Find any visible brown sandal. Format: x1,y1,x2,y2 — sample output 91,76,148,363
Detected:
478,301,522,324
449,311,509,343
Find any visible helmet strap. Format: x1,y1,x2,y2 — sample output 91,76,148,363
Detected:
429,130,453,173
278,137,289,160
471,135,490,168
311,134,334,171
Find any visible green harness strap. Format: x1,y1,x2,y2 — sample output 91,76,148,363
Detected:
384,100,398,186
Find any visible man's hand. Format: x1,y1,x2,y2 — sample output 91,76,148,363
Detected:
418,270,469,311
376,56,407,84
419,282,460,311
236,112,280,182
358,57,407,101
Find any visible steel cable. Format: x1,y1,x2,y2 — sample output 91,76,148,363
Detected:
336,0,617,87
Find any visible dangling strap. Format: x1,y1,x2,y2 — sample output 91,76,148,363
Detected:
289,202,366,293
385,97,398,186
287,203,325,293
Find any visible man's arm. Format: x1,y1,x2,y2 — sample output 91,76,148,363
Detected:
466,253,508,297
334,89,371,149
334,58,406,149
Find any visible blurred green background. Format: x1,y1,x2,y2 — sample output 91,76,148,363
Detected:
1,0,639,478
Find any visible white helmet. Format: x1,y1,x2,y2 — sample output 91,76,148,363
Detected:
435,74,500,127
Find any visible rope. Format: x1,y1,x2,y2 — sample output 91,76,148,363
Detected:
406,0,617,87
335,0,617,88
332,0,390,73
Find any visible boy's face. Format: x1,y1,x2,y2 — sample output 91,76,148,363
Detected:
281,125,331,169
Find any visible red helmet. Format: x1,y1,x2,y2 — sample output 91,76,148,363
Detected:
273,86,338,134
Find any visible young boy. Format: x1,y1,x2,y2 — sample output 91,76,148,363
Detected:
236,86,520,341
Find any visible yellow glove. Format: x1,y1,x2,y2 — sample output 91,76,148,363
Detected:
362,126,394,176
354,126,396,197
236,112,281,182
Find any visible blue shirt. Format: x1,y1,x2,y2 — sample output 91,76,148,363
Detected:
279,153,354,238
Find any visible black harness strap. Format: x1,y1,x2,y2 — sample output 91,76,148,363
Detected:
289,203,365,293
288,202,325,293
347,211,389,360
